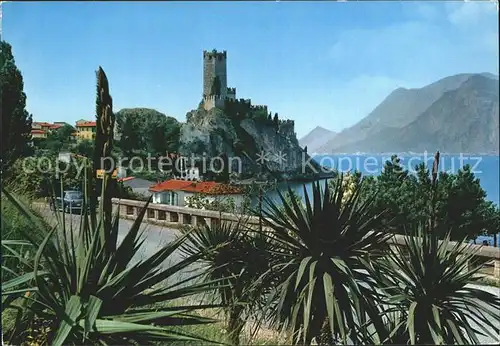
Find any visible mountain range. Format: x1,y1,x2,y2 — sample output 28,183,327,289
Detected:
301,73,499,154
298,126,337,153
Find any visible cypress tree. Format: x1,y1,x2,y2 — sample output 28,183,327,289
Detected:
273,112,279,130
1,41,33,174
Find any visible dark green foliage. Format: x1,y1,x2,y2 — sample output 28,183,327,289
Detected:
180,221,276,345
261,176,390,344
1,194,45,282
366,226,500,344
33,124,77,155
115,108,181,156
273,113,279,128
364,155,498,241
1,40,33,174
72,139,95,159
1,184,217,345
2,67,217,345
215,153,230,183
225,99,251,121
252,108,269,123
50,124,75,144
93,67,116,237
4,155,86,198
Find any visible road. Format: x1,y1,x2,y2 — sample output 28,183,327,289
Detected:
35,204,184,270
34,203,500,344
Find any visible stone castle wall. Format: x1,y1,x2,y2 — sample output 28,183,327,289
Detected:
278,119,295,138
203,50,227,98
203,95,226,111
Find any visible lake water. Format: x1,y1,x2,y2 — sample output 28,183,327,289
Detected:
261,154,500,245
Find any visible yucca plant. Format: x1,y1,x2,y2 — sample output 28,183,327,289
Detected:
179,219,276,345
2,187,219,345
369,225,500,345
1,66,218,345
259,175,391,345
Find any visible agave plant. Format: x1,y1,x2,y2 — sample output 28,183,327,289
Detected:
1,184,219,345
259,175,391,345
1,66,217,345
179,219,276,345
370,225,500,344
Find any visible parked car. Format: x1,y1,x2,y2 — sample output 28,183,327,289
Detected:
50,190,85,214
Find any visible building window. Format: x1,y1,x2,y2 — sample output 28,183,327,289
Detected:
172,192,179,206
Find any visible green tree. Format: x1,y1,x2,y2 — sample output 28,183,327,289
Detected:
118,114,140,157
115,108,180,156
51,124,75,143
1,41,33,173
273,112,279,129
72,139,94,159
434,165,495,241
363,155,497,241
365,156,420,229
4,155,86,198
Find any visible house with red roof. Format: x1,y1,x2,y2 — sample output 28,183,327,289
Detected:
31,121,67,138
149,179,244,207
75,120,97,141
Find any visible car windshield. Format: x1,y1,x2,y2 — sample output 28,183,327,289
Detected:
66,192,83,199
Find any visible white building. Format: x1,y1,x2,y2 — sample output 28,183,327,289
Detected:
149,179,244,208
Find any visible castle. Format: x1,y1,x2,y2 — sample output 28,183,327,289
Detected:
202,49,265,112
201,49,296,139
202,50,235,110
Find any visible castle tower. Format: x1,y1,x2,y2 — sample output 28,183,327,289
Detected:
203,49,227,98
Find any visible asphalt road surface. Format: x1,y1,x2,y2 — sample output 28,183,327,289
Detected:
36,204,184,270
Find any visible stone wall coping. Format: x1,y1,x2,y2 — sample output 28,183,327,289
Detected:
112,198,500,260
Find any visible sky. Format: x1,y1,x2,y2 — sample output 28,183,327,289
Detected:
3,0,499,138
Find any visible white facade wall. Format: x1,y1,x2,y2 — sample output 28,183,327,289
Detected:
152,191,185,206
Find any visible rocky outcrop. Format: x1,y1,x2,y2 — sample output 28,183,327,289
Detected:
179,105,326,181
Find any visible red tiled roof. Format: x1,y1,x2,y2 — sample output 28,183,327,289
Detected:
76,121,96,127
50,124,63,129
118,176,135,182
33,122,51,126
31,129,45,134
149,179,242,195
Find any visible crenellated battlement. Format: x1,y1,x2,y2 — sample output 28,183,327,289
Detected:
278,119,295,126
203,95,226,111
278,119,295,137
203,49,227,60
226,98,252,107
200,49,292,133
250,105,268,112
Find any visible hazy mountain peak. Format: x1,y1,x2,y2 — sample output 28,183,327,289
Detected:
318,72,499,154
299,126,337,153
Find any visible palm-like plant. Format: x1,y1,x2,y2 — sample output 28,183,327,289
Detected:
179,219,276,345
260,175,390,345
1,66,217,345
1,186,217,345
369,225,500,344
